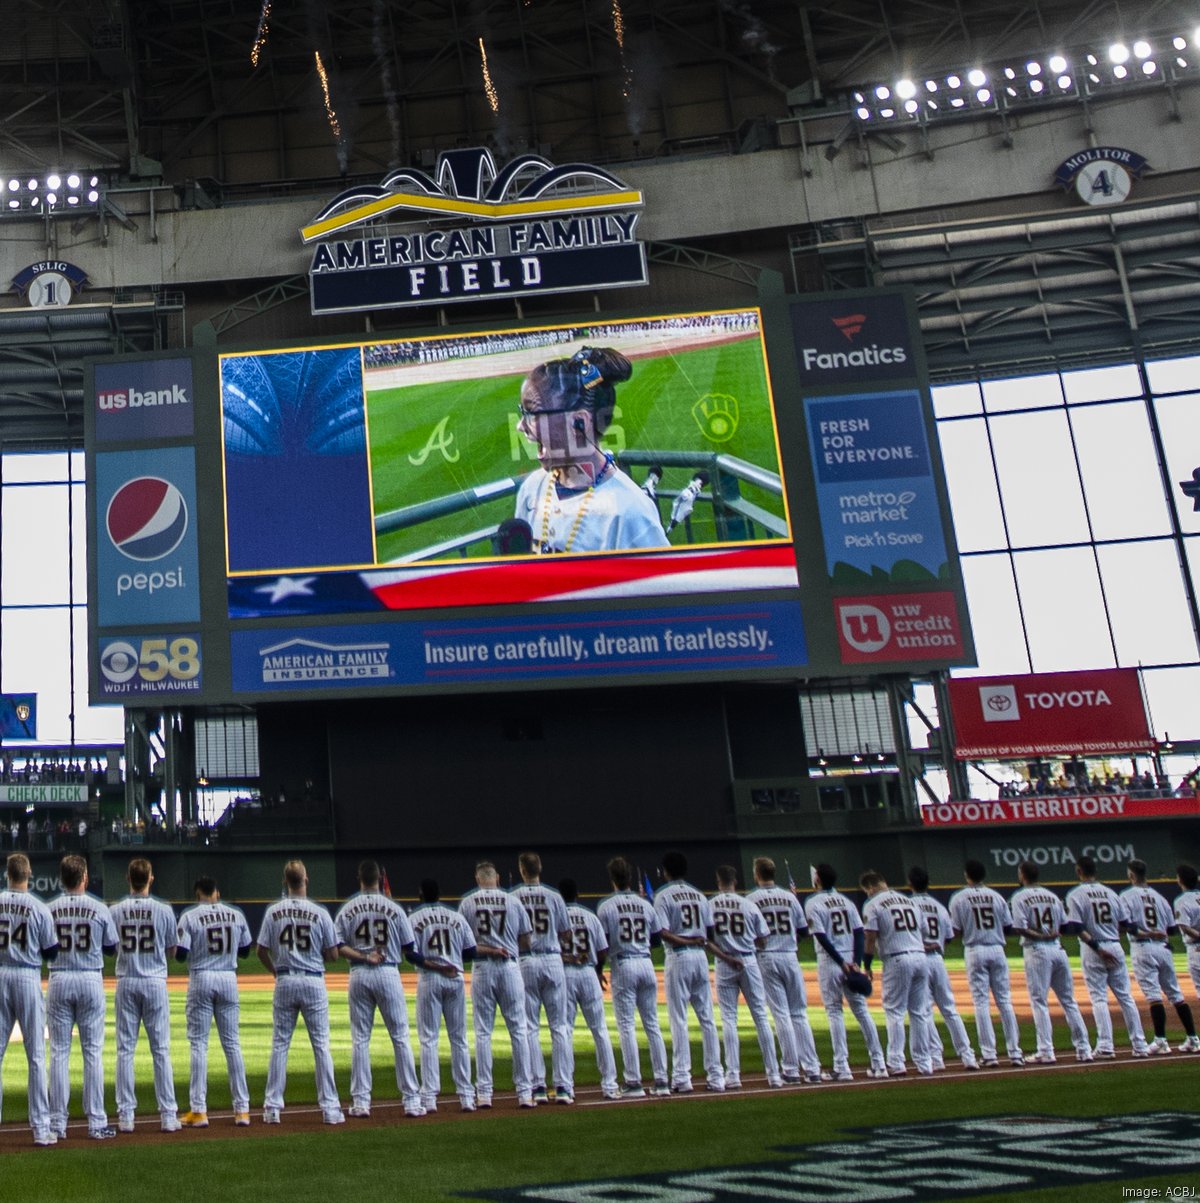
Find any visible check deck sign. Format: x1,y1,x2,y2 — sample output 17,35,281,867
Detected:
469,1113,1200,1202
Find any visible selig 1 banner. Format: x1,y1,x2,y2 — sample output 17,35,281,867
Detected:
947,668,1153,758
921,793,1200,826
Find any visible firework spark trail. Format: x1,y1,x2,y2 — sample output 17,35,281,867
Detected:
315,51,343,139
479,37,500,113
612,0,625,49
251,0,272,66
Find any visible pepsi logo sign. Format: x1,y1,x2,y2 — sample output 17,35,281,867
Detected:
106,477,188,561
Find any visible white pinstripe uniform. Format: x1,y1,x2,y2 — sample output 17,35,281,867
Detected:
512,883,575,1098
0,887,58,1143
654,879,724,1091
1008,885,1090,1060
109,893,179,1124
408,902,476,1110
1065,880,1149,1056
1121,884,1185,1005
862,889,932,1074
597,890,668,1088
334,890,422,1114
710,890,782,1087
804,889,885,1075
175,900,253,1115
1172,889,1200,999
257,896,343,1121
910,892,978,1069
947,885,1023,1063
746,884,822,1079
563,902,618,1097
47,890,117,1136
459,886,532,1104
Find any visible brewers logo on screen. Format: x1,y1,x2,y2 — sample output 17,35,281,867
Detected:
97,635,202,696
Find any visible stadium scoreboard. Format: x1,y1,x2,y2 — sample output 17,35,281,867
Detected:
85,292,975,705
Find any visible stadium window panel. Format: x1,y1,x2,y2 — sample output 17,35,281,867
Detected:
71,607,123,745
981,372,1063,412
1139,665,1200,740
1061,363,1142,404
1,608,72,743
70,482,87,599
1069,402,1173,540
931,381,983,417
1151,392,1200,534
2,485,71,604
1183,536,1200,609
936,418,1006,551
988,409,1090,547
958,553,1031,675
1146,354,1200,395
1097,540,1199,666
1,450,73,484
1013,546,1114,672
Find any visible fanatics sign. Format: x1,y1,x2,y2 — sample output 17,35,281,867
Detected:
921,793,1200,827
948,668,1153,758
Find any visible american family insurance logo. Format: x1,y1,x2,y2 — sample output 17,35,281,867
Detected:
94,357,194,440
835,590,963,664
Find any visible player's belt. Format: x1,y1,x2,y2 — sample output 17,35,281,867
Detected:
520,950,562,958
275,968,323,976
0,964,42,970
611,952,651,961
886,949,923,958
50,967,103,974
351,960,399,967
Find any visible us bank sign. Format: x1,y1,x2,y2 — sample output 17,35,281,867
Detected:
302,147,647,315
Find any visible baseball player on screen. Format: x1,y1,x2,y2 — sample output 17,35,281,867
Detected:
596,857,670,1097
174,876,254,1127
860,870,933,1076
109,857,181,1132
906,866,979,1071
947,860,1024,1068
559,878,620,1101
47,854,118,1140
458,861,534,1108
0,853,60,1146
803,862,887,1080
1064,854,1150,1058
1172,863,1200,1041
512,852,575,1104
1008,860,1092,1063
654,850,726,1093
257,859,379,1125
747,857,824,1084
334,860,425,1118
710,865,783,1088
409,879,478,1112
1120,858,1198,1053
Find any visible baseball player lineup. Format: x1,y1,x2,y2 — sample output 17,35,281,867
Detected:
1,846,1199,1146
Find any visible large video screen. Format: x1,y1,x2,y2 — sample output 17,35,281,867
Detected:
220,309,797,617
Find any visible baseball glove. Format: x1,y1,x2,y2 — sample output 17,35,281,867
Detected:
844,968,873,997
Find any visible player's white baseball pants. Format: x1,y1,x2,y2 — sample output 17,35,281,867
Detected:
664,949,723,1090
520,954,575,1094
115,976,178,1121
918,952,976,1068
47,970,108,1134
470,958,531,1100
1187,946,1200,1001
264,972,341,1116
1022,943,1090,1058
416,970,473,1108
1081,943,1148,1054
816,956,885,1074
186,970,249,1114
563,965,617,1095
715,958,781,1084
347,965,421,1109
756,952,821,1077
1130,942,1185,1005
0,968,52,1139
880,951,933,1073
610,956,667,1086
964,945,1022,1061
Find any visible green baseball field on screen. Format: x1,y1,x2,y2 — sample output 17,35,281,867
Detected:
364,324,790,564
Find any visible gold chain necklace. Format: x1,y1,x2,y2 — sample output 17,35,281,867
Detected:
539,472,594,552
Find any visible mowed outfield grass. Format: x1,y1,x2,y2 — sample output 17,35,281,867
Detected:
365,338,788,561
5,955,1200,1201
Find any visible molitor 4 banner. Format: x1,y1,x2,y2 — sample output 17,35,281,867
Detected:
302,147,647,315
946,668,1154,758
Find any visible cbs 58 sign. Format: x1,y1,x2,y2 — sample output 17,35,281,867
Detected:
97,635,203,698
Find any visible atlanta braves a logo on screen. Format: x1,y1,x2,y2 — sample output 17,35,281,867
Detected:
302,147,647,315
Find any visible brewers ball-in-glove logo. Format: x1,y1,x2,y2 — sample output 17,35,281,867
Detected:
106,478,189,561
